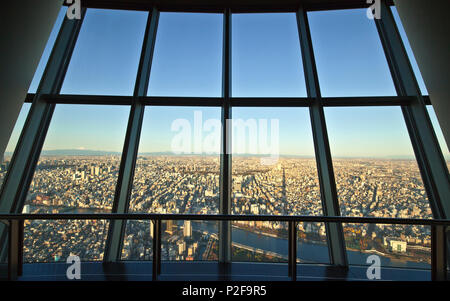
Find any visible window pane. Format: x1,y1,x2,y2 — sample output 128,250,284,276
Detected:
122,220,153,260
28,7,67,93
24,219,109,263
342,223,431,269
325,106,432,268
61,9,148,95
123,107,221,261
232,221,288,263
391,7,428,95
297,222,330,264
232,13,306,97
427,105,450,171
231,107,329,263
0,103,31,189
232,108,320,215
161,220,218,261
23,104,129,262
308,9,396,97
148,13,223,97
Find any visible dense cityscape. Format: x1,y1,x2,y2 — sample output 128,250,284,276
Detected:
0,154,448,266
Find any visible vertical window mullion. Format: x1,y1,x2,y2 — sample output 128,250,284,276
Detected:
296,6,348,267
104,8,159,262
219,8,232,264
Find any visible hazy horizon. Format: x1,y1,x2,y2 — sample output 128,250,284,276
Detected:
4,148,449,161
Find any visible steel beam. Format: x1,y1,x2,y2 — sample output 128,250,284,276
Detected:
103,8,160,262
37,94,425,107
288,221,297,280
152,219,162,280
296,6,348,267
219,8,232,264
431,225,447,281
375,1,450,220
8,220,23,280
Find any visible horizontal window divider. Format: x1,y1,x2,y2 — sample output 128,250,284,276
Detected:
230,97,312,107
38,94,134,105
25,94,431,106
138,96,223,106
321,96,416,106
1,213,449,226
304,0,394,12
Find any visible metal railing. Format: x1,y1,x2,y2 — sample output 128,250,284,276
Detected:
1,213,448,281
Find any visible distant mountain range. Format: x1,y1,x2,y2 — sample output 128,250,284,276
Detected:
40,149,121,156
3,149,449,160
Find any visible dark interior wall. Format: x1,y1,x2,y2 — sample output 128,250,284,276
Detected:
394,0,450,151
0,0,63,159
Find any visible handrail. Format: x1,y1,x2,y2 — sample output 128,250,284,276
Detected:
1,213,448,281
0,213,450,225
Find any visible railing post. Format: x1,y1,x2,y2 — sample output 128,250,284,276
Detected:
288,221,297,280
8,219,24,280
431,225,447,281
152,219,161,280
219,8,232,264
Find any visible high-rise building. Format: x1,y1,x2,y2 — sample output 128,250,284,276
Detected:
183,220,192,237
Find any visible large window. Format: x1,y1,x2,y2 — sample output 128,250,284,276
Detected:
123,106,220,261
3,2,448,272
308,9,396,97
23,104,129,262
232,13,307,97
148,13,223,97
231,107,325,263
325,106,432,267
61,9,148,95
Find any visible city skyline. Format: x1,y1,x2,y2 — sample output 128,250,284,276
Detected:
19,154,433,267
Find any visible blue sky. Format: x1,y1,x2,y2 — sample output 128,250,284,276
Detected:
6,6,448,159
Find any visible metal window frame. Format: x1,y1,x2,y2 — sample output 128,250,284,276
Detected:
296,5,348,267
218,8,232,264
0,0,448,271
